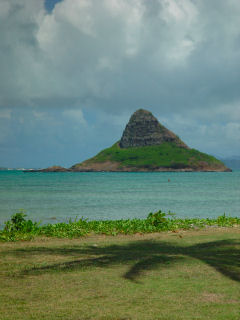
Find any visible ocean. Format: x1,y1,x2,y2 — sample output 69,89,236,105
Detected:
0,170,239,227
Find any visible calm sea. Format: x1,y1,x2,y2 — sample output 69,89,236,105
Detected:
0,170,239,227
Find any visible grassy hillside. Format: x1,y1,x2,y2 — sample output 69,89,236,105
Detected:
76,142,226,170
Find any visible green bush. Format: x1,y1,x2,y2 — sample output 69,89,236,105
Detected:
0,211,239,241
1,211,40,241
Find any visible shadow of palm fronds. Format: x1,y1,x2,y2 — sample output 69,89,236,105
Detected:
2,239,239,282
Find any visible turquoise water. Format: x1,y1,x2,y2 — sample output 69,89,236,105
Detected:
0,170,239,227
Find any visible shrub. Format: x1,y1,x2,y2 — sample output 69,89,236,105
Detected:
1,211,40,241
0,211,239,242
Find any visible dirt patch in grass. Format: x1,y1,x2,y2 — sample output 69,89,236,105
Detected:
200,292,224,303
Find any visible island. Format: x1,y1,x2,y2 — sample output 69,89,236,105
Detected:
25,109,231,172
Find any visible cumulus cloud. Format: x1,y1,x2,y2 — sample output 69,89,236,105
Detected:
0,0,240,166
2,0,239,110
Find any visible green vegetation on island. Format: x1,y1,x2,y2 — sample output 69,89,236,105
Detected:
72,141,227,171
70,109,230,172
1,211,239,241
26,109,230,172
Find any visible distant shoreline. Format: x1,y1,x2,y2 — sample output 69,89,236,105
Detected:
22,167,232,173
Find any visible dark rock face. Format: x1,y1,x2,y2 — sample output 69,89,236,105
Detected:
119,109,188,148
41,166,68,172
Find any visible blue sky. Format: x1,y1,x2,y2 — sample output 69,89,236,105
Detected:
0,0,240,168
44,0,62,12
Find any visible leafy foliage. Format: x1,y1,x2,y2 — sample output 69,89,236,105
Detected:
0,211,40,241
0,211,239,241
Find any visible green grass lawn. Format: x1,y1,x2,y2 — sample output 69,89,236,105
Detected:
0,228,239,320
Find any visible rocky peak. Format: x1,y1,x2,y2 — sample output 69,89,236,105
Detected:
119,109,188,148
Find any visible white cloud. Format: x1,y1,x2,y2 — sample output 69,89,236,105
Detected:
1,0,240,111
0,109,11,119
225,122,240,141
1,0,240,165
158,109,240,157
62,109,87,125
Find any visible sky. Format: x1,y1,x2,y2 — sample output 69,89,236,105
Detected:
0,0,240,168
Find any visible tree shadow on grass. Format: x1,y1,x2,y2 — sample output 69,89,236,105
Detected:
1,238,239,282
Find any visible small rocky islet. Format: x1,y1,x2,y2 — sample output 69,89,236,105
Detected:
29,109,231,172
